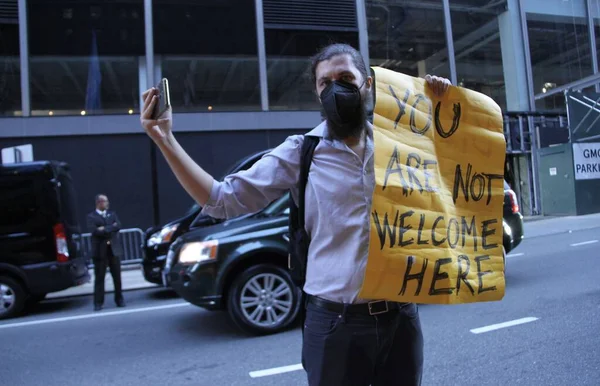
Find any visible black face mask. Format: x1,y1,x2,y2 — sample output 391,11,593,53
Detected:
320,80,366,139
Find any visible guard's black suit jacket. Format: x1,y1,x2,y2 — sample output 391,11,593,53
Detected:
86,210,124,259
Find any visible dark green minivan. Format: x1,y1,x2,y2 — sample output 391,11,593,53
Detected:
164,193,301,335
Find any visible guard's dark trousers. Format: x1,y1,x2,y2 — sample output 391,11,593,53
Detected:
302,297,424,386
93,246,123,307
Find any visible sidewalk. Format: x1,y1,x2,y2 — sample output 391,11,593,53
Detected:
47,265,158,300
47,213,600,300
522,212,600,238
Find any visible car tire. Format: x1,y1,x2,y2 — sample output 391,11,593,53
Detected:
228,264,301,335
0,276,26,320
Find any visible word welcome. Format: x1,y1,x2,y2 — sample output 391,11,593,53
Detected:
372,210,498,252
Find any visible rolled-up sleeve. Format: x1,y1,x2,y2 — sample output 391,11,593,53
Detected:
201,135,303,219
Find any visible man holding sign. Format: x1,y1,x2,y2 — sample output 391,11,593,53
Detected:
140,43,504,386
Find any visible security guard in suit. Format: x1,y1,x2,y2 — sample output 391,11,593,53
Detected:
86,194,125,311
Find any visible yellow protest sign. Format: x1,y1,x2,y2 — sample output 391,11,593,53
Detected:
359,67,507,305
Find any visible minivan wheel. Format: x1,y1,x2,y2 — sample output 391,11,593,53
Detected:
228,264,301,335
0,276,26,320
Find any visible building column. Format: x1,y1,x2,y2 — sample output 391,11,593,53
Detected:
498,3,531,112
356,0,370,69
499,0,542,215
417,60,427,78
255,0,269,111
18,0,30,117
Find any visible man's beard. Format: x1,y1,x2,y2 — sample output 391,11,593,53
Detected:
322,88,371,140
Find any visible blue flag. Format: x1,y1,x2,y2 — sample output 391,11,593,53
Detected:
85,30,102,112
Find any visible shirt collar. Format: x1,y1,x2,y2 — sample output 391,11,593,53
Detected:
306,120,374,142
96,209,106,216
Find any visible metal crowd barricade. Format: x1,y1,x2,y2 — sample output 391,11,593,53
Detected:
78,228,145,266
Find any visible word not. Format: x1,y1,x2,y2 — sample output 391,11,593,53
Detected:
389,85,462,138
383,145,439,195
398,254,497,297
372,210,498,252
453,163,503,205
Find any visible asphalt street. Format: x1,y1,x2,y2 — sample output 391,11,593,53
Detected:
1,225,599,386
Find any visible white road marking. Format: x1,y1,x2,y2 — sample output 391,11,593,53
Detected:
470,317,538,334
570,240,599,247
507,253,524,258
249,363,303,378
0,302,190,330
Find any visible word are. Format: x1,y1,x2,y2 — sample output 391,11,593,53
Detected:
383,145,439,195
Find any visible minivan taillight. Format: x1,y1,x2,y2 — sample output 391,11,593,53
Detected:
507,190,519,214
53,223,69,262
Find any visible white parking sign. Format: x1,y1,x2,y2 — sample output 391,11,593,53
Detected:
573,142,600,180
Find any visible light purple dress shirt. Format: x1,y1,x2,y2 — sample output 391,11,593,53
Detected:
201,121,376,304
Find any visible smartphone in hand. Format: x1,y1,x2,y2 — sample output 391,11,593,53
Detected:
151,78,171,119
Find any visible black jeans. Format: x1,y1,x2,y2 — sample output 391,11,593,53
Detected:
93,246,123,306
301,300,424,386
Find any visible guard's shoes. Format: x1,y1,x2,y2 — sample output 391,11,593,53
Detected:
94,304,103,312
116,299,126,308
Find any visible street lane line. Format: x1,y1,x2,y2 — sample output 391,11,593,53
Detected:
507,253,524,258
0,302,190,330
570,240,598,247
249,363,303,378
470,317,538,334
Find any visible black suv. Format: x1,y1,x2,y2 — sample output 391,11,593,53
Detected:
142,149,271,285
0,161,90,319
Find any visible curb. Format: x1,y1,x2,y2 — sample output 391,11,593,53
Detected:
46,284,161,301
524,225,600,240
523,216,561,223
87,264,141,272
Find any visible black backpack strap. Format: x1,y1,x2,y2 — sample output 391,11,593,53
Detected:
297,135,319,231
289,134,319,335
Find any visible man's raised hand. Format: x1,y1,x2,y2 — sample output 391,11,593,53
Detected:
425,74,452,97
140,88,173,142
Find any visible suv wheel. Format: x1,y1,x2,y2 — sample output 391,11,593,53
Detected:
0,276,26,320
228,264,301,335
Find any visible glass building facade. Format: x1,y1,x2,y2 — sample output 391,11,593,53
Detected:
1,0,600,216
2,0,600,117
